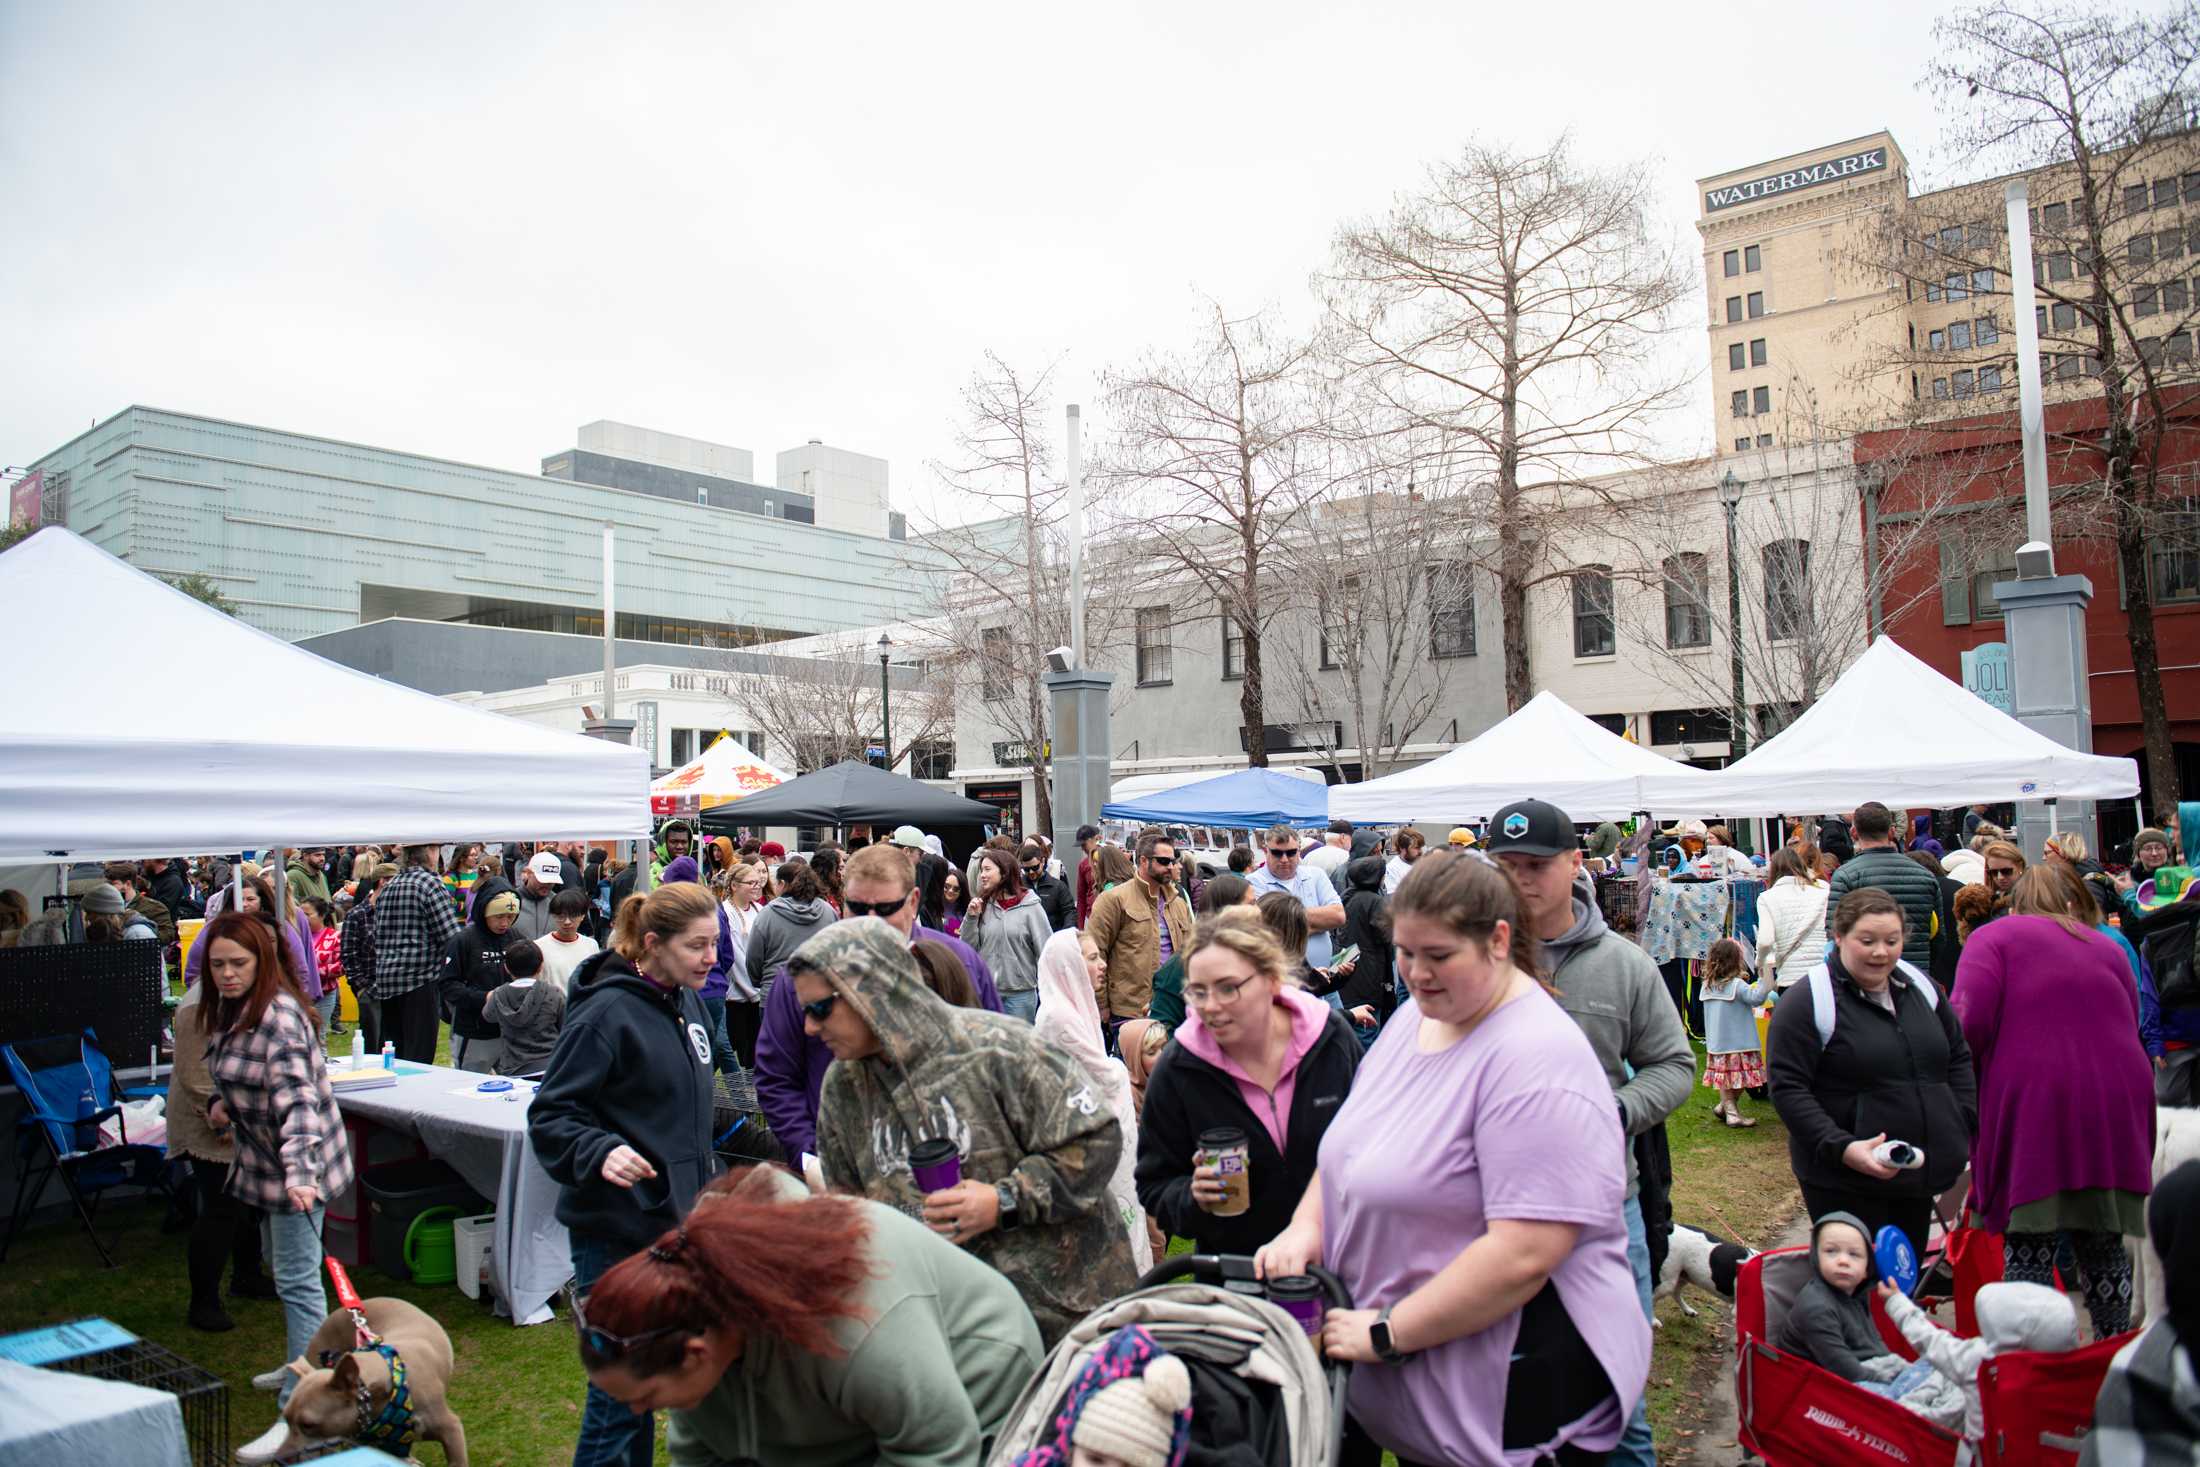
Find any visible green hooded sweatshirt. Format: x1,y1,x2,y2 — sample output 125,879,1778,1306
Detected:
666,1167,1043,1467
801,918,1137,1346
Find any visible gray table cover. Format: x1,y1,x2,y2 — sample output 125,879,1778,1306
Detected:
0,1358,190,1467
334,1065,568,1325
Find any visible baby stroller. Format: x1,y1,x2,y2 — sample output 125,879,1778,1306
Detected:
1734,1245,2130,1466
987,1253,1351,1467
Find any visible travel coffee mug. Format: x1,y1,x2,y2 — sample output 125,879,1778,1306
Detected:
1196,1127,1252,1217
909,1137,962,1193
1266,1275,1324,1337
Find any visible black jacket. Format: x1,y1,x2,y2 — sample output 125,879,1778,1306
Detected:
149,865,200,922
1817,818,1855,865
527,950,720,1250
1766,955,1977,1198
1135,1004,1361,1255
1030,871,1075,933
1336,856,1395,1015
437,908,513,1041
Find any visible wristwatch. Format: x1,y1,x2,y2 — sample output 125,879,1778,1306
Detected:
994,1180,1021,1232
1369,1304,1408,1363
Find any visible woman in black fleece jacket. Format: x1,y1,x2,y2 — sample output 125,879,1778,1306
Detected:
1136,909,1361,1255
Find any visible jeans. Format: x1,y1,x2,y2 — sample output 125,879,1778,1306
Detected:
999,988,1039,1023
1609,1197,1656,1467
315,991,339,1033
571,1233,653,1466
697,996,740,1074
266,1205,328,1408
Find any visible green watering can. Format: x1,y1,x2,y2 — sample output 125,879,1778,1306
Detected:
403,1205,463,1286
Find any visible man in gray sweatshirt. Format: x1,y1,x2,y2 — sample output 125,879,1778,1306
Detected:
1489,797,1693,1467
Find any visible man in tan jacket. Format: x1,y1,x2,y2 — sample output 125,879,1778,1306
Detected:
1085,828,1195,1045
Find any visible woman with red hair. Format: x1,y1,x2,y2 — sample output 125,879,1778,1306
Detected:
199,911,354,1465
575,1165,1043,1466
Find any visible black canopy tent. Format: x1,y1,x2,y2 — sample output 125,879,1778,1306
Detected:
696,760,999,835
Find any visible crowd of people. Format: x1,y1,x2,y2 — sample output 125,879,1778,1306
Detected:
10,796,2199,1467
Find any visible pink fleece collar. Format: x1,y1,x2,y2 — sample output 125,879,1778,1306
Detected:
1178,986,1329,1153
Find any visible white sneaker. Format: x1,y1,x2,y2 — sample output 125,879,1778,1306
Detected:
250,1366,288,1392
235,1417,293,1464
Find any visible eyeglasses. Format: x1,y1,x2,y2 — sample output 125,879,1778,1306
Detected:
1183,976,1252,1008
1266,848,1298,859
801,992,839,1022
566,1284,690,1361
1987,866,2018,880
842,895,908,918
1149,855,1178,866
1022,865,1042,877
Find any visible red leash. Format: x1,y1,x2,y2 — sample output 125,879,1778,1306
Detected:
325,1256,375,1348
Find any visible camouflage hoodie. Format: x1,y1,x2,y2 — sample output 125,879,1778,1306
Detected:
802,919,1136,1345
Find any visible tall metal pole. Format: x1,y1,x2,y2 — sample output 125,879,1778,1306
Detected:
601,522,618,720
1725,498,1748,761
879,642,893,771
1066,404,1085,667
2004,179,2053,546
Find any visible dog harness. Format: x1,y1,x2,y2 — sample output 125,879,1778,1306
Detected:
322,1256,421,1456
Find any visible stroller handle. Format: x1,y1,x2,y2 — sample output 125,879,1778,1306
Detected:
1133,1252,1356,1312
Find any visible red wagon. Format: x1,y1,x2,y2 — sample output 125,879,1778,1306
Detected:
1734,1246,2131,1466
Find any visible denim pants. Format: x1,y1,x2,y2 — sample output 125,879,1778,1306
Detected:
999,988,1039,1023
1609,1196,1657,1467
265,1205,328,1408
696,996,740,1074
571,1233,652,1467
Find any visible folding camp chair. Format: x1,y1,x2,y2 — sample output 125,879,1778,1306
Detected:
3,1029,173,1267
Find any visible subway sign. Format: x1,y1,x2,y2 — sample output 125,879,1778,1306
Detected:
1705,147,1888,212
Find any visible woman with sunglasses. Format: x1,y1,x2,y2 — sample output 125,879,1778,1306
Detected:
1135,908,1361,1259
575,1165,1042,1465
530,882,722,1467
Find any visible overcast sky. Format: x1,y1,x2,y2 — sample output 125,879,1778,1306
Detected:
0,1,2159,527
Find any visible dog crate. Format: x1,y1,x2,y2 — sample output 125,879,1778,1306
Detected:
44,1329,230,1467
713,1067,782,1167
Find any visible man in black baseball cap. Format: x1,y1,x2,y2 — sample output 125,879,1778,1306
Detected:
1485,796,1690,1467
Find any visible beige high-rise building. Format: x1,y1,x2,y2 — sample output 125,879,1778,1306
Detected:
1697,125,2200,454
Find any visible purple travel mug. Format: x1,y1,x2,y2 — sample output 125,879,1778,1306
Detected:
909,1137,962,1193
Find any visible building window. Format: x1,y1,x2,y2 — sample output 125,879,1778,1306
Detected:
1648,708,1732,746
981,626,1013,702
2041,201,2068,232
908,738,955,780
1977,314,2000,345
1429,564,1476,659
2156,177,2180,210
1750,337,1768,366
1950,319,1973,350
1746,291,1765,318
2126,182,2150,216
1135,606,1172,685
1319,577,1359,669
1763,539,1811,642
1927,279,1944,303
2053,300,2079,331
2186,171,2200,203
1731,389,1749,418
1723,249,1740,277
2139,285,2160,318
2047,252,2074,282
2133,233,2157,267
1929,328,1947,352
1953,368,1976,398
2162,228,2187,262
1752,384,1771,414
1945,273,1968,301
1745,244,1762,272
1572,566,1615,658
671,728,695,766
1220,606,1244,679
1663,552,1711,649
2148,503,2200,602
1971,268,1994,293
1981,365,2004,392
1734,436,1751,452
2170,331,2195,366
1757,433,1774,447
1726,296,1743,323
1971,547,2020,620
2167,279,2191,315
1729,342,1746,371
1933,376,1950,399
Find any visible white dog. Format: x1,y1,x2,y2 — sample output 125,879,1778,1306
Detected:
2132,1104,2200,1328
1655,1223,1757,1326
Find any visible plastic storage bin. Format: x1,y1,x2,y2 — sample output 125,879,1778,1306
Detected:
364,1159,487,1283
452,1212,497,1300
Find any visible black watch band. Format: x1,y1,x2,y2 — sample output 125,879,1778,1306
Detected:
994,1180,1021,1231
1371,1303,1407,1363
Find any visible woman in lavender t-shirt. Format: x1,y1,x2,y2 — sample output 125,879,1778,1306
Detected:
1255,851,1650,1466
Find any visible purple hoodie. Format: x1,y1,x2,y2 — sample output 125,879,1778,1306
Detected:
753,923,1000,1159
183,890,323,1004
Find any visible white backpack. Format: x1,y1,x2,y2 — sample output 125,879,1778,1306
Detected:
1803,959,1937,1047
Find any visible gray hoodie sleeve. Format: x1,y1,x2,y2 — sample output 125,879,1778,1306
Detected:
1614,942,1695,1136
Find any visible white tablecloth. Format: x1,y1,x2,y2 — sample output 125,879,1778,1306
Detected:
0,1358,189,1467
334,1065,568,1326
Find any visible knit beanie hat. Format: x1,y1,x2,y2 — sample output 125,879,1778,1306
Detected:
2136,827,2172,856
484,892,521,920
1070,1352,1192,1467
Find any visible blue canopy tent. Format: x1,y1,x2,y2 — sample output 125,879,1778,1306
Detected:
1100,768,1331,828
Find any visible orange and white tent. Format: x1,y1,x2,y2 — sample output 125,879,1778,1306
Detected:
649,734,791,816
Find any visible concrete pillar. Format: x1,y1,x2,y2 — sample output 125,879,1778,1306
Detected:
1046,669,1115,865
1995,571,2098,860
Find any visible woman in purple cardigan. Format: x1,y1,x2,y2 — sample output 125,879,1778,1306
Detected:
1953,862,2156,1338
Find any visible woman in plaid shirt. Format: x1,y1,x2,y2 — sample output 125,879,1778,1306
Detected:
200,911,355,1464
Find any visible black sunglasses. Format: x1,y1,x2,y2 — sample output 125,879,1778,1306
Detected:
1149,854,1178,865
1266,848,1298,858
801,992,839,1022
842,894,907,918
567,1284,689,1360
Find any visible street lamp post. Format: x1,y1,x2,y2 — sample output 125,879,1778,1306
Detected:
877,632,894,771
1718,470,1748,763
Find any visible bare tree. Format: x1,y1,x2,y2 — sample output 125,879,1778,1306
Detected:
1267,478,1478,779
1865,2,2200,816
718,633,955,776
1324,134,1696,710
1097,302,1336,767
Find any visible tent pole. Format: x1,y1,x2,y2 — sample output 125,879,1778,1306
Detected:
2047,799,2060,839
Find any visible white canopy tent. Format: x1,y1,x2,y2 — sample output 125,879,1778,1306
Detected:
0,528,652,861
649,734,791,816
1328,691,1714,823
1682,636,2141,817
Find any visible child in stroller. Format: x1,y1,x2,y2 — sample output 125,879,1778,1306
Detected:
1006,1324,1193,1467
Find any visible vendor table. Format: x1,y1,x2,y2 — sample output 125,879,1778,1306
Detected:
333,1064,567,1326
0,1356,190,1466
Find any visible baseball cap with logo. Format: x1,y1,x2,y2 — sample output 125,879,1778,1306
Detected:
527,852,565,884
1483,799,1575,858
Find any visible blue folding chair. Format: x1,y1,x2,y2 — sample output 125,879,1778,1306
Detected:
3,1029,173,1267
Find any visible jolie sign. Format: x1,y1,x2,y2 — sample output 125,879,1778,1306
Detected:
1961,641,2013,715
1705,147,1888,212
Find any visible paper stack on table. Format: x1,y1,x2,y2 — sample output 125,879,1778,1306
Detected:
328,1066,397,1092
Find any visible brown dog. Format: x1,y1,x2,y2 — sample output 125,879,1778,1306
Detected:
279,1296,468,1465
